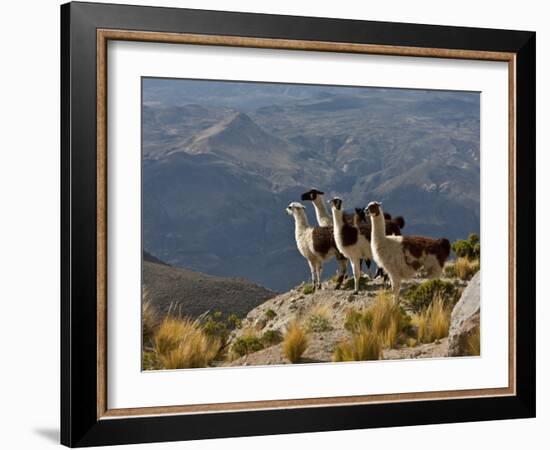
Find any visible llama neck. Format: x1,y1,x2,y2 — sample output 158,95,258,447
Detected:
370,211,387,243
293,211,309,233
312,195,331,226
332,209,344,231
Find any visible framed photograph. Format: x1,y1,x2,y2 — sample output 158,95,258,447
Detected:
61,1,535,447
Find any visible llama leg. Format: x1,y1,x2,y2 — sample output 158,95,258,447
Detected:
307,260,316,287
350,258,361,294
316,263,323,290
389,275,401,302
335,257,347,289
366,259,373,278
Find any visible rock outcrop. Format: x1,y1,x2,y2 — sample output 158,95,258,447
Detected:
447,272,480,356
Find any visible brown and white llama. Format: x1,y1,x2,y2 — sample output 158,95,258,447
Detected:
365,201,450,301
329,197,372,294
302,189,406,278
286,202,347,290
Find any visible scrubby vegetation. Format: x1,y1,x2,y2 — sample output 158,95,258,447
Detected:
333,328,381,362
446,234,480,280
411,296,452,343
337,291,411,361
142,288,159,347
283,321,309,363
455,257,480,280
302,283,315,295
404,279,461,313
227,313,242,329
305,304,333,332
260,329,283,346
231,332,264,357
153,316,221,369
142,286,249,369
466,326,481,356
343,276,368,291
444,257,480,280
264,309,277,320
452,233,480,260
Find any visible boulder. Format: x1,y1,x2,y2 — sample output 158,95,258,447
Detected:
448,272,480,357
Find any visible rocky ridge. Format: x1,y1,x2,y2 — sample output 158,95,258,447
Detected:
223,274,474,366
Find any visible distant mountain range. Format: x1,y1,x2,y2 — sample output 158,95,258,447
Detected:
142,80,480,291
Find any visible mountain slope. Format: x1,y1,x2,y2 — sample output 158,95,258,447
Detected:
144,257,276,317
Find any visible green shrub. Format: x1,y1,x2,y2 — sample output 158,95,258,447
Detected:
443,263,456,278
227,313,242,329
452,233,480,260
342,276,368,291
302,283,315,295
304,304,333,332
231,334,264,357
404,279,461,313
344,308,373,333
264,309,277,320
202,312,230,346
306,314,333,332
260,329,283,346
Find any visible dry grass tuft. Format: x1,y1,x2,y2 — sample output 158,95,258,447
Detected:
142,287,158,346
333,327,381,362
153,316,221,369
283,321,309,363
466,326,481,356
454,257,480,281
412,296,452,344
370,291,403,348
343,291,410,350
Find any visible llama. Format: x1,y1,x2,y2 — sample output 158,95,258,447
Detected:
365,201,450,301
329,197,373,294
301,188,404,235
300,189,332,227
286,202,347,290
354,209,406,281
301,188,369,277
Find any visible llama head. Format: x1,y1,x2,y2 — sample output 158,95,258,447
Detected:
365,201,383,217
286,202,306,216
354,208,367,223
301,188,325,201
329,197,343,212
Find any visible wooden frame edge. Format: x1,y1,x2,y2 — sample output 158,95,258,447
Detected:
97,29,108,419
96,28,517,420
98,28,515,61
